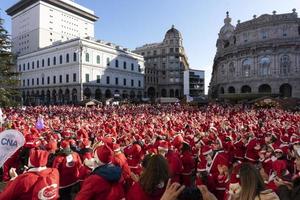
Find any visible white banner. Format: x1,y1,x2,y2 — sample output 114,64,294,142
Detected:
0,129,25,168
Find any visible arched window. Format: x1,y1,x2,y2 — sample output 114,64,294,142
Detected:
259,57,271,76
242,59,251,77
229,62,235,76
115,59,119,68
59,55,63,64
97,55,100,64
107,57,110,66
280,55,290,75
73,53,77,62
85,53,89,62
66,54,69,63
53,56,56,65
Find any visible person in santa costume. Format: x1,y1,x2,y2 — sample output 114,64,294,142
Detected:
0,149,59,200
52,140,82,200
180,142,196,186
126,154,169,200
75,144,124,200
158,140,183,183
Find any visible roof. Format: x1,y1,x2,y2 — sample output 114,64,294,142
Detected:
165,25,182,38
6,0,99,22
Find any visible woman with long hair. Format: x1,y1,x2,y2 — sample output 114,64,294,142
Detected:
238,163,279,200
126,154,170,200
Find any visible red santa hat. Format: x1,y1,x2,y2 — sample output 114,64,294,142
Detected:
113,143,121,152
81,138,91,149
60,140,70,149
29,149,49,167
158,140,169,152
94,144,113,164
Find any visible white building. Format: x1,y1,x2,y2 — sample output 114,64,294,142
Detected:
184,69,205,98
6,0,145,105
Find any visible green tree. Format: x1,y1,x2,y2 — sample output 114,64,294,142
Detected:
0,17,20,107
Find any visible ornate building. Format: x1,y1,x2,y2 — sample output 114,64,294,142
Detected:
209,10,300,100
134,26,189,99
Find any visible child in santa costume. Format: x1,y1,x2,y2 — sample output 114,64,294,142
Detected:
0,149,59,200
75,144,124,200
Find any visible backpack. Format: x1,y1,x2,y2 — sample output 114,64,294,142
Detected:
31,169,59,200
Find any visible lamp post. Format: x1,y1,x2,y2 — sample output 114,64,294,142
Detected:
77,40,83,102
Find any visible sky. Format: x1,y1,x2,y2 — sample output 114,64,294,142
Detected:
1,0,300,94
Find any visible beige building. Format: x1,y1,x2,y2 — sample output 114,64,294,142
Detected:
134,26,189,99
209,10,300,100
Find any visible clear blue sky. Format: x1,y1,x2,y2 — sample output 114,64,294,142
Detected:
1,0,300,94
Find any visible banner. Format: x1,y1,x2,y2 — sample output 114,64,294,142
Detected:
0,129,25,168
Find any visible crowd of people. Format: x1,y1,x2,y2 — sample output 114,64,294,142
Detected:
0,104,299,200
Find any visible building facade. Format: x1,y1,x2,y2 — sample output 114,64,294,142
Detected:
209,10,300,100
184,69,205,98
7,0,144,105
134,26,189,99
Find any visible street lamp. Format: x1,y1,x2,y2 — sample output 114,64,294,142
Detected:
76,40,84,102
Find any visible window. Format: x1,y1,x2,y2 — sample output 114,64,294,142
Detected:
27,62,30,70
22,80,25,86
18,65,21,71
48,58,50,66
73,53,77,62
59,55,62,64
170,48,174,53
229,62,235,76
42,59,44,67
47,77,50,84
36,78,39,85
66,54,69,63
107,57,110,66
280,55,290,75
97,55,100,64
261,30,267,39
27,79,29,86
85,53,89,62
138,65,141,72
85,74,89,82
175,48,179,53
97,75,100,83
66,74,69,83
138,80,141,87
123,61,127,69
23,64,25,71
73,73,76,82
53,57,56,65
131,79,134,87
259,57,271,76
42,77,44,85
53,76,56,84
115,59,119,68
123,78,126,86
242,59,251,77
37,60,39,68
153,50,157,55
59,75,62,83
32,78,34,86
115,77,119,85
106,76,110,84
131,63,134,71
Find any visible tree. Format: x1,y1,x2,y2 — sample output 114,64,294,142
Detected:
0,17,20,107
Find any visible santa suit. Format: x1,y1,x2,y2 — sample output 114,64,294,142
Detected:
0,167,59,200
126,182,165,200
181,150,195,186
166,150,183,183
113,152,131,180
52,151,82,188
75,164,123,200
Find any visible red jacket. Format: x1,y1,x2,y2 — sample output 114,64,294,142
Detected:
181,151,195,186
126,182,164,200
166,151,183,183
0,168,59,200
52,152,82,188
113,152,131,180
76,164,124,200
